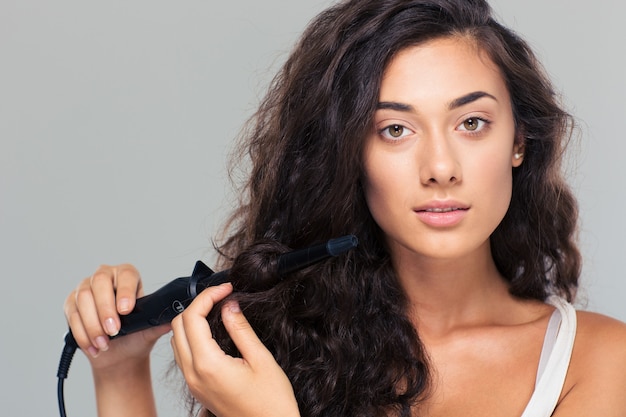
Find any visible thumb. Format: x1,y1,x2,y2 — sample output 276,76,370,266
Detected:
221,301,271,365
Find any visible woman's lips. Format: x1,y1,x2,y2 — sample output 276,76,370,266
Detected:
413,204,469,227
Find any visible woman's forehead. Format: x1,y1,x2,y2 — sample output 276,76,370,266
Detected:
379,37,510,106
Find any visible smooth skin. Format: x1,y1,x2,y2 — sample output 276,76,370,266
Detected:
64,36,626,417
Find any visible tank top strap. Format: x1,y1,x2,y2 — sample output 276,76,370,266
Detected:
520,296,577,417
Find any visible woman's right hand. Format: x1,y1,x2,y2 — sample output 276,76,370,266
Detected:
63,264,171,371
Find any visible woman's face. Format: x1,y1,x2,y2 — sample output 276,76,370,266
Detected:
362,36,523,264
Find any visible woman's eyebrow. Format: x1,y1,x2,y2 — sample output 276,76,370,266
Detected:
377,91,498,113
377,101,414,112
448,91,497,110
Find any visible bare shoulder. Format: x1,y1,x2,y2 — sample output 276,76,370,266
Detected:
553,310,626,416
568,311,626,386
576,311,626,348
575,310,626,360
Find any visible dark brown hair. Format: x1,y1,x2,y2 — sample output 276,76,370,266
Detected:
197,1,581,416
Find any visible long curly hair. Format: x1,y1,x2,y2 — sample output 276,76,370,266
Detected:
194,1,581,416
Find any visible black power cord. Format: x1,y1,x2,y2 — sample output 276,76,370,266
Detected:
56,332,78,417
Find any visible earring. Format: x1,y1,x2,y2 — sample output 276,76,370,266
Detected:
514,153,523,160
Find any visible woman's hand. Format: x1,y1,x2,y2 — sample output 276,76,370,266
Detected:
64,264,170,370
64,264,168,417
171,283,300,417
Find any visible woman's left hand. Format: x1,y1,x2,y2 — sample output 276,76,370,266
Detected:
170,283,300,417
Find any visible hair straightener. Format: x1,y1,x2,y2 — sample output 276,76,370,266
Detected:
56,235,358,417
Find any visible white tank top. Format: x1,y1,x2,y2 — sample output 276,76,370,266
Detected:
520,296,577,417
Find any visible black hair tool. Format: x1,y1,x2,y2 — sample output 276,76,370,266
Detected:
56,235,358,417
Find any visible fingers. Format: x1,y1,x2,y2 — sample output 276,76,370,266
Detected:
171,284,300,417
90,264,142,318
64,264,142,357
221,300,272,365
91,264,141,334
111,264,143,314
65,288,101,357
171,283,234,368
171,282,269,373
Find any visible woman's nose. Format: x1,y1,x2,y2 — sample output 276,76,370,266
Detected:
418,132,462,186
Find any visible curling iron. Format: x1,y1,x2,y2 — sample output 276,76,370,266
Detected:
57,235,358,417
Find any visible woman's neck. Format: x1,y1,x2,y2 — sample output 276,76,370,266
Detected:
392,244,519,337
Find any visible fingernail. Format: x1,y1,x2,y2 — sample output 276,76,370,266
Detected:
104,318,118,336
118,298,130,313
95,336,109,351
87,346,99,358
228,301,241,313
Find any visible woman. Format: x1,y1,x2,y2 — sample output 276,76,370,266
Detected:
64,0,626,416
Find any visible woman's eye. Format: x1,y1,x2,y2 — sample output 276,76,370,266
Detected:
380,124,413,140
458,117,489,132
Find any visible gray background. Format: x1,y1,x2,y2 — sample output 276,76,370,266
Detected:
1,1,624,415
